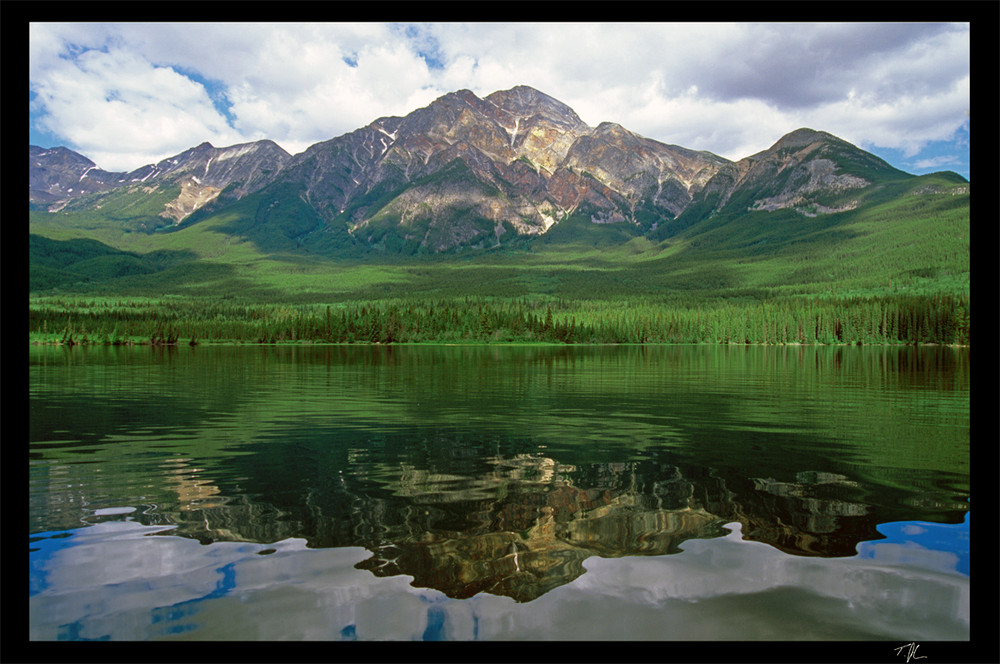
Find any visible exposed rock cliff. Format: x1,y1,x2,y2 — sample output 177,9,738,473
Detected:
31,89,924,251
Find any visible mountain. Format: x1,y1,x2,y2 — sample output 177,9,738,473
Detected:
30,146,120,207
250,86,734,252
29,86,967,259
31,140,291,230
30,87,736,251
667,128,915,234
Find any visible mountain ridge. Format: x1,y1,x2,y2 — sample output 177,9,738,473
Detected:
31,139,292,219
30,85,967,257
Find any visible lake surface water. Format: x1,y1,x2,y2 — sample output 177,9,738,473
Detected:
28,344,970,641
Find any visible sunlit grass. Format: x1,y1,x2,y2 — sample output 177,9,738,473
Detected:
29,171,968,315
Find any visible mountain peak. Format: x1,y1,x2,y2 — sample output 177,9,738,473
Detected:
443,88,478,101
595,121,628,134
485,84,547,102
484,86,585,128
772,128,839,150
30,145,97,168
30,86,925,254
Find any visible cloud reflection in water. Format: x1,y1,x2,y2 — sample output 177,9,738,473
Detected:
29,518,968,641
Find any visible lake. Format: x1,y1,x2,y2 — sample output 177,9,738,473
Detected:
28,343,970,641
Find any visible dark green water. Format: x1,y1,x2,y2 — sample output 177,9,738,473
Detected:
28,344,970,641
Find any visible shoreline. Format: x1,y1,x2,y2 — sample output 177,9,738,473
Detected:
29,339,971,349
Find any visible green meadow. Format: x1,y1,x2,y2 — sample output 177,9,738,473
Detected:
28,172,970,347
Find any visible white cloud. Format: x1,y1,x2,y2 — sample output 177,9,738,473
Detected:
806,73,970,156
223,38,443,151
31,31,246,171
29,22,971,174
911,155,962,171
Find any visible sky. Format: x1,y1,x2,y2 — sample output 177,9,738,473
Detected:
29,22,971,179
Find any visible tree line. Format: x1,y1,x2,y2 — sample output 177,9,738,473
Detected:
29,293,970,347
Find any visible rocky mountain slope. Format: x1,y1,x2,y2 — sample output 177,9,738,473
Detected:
30,146,121,207
669,128,913,233
31,85,953,254
237,85,733,252
31,140,291,225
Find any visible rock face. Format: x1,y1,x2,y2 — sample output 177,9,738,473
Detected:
30,87,920,250
561,122,730,226
268,86,732,251
678,128,910,224
30,140,292,225
30,146,119,207
135,140,292,199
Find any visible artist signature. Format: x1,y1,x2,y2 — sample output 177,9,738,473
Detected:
894,642,927,662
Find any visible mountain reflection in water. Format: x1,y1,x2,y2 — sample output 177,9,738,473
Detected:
30,344,969,609
124,445,961,603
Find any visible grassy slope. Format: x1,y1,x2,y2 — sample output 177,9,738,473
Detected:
652,172,970,298
28,172,969,305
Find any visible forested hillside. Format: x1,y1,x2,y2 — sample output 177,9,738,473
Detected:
27,88,969,348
